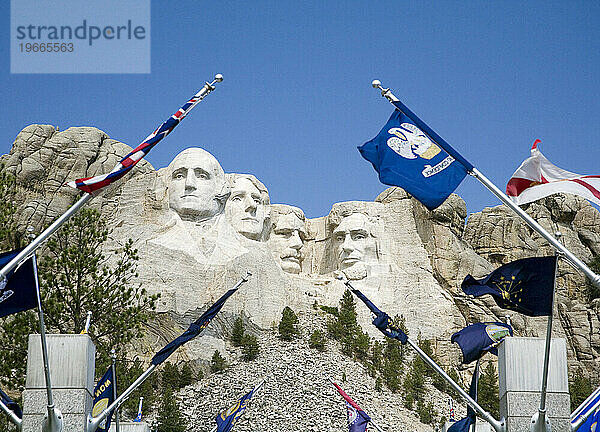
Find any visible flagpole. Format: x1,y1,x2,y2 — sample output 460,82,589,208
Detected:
532,234,561,432
209,379,266,432
32,254,63,432
0,74,224,288
110,349,120,432
0,398,21,429
327,377,385,432
89,273,249,432
571,385,600,421
87,364,156,432
370,80,600,289
344,280,505,432
571,397,600,432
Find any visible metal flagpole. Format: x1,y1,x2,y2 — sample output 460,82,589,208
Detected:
87,364,156,432
327,377,385,432
89,273,249,432
209,379,266,432
0,398,22,429
371,80,600,289
110,349,120,432
32,255,63,432
82,311,92,334
0,73,224,289
532,233,561,432
572,397,600,432
344,280,505,432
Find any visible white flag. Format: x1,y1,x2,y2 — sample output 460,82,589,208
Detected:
506,140,600,206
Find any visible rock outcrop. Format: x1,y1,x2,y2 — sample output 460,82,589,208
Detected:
3,124,600,429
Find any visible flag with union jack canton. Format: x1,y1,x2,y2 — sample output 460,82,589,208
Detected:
68,87,212,193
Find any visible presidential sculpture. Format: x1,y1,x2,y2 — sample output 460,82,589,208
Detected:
268,204,307,274
225,173,270,241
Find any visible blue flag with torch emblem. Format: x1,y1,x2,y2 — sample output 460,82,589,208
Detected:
216,388,256,432
451,322,513,364
91,367,115,432
462,256,557,317
359,101,471,210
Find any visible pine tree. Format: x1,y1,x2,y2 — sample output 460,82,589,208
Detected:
586,256,600,301
211,350,227,373
179,363,195,387
38,208,159,365
278,306,300,341
154,388,187,432
570,368,593,411
118,359,159,419
309,330,326,351
231,316,245,347
478,362,500,418
241,334,260,361
0,167,21,250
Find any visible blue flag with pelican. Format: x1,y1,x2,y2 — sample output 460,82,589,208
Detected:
359,101,471,210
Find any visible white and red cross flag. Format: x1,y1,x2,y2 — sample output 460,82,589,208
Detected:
506,139,600,207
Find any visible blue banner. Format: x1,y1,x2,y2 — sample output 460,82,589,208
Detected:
359,103,469,210
0,249,37,319
91,367,115,432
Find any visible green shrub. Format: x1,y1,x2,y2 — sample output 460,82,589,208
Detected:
210,350,227,373
309,330,326,351
241,334,260,361
278,307,300,341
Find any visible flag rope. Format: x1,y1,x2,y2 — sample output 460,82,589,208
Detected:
370,80,600,289
0,74,224,290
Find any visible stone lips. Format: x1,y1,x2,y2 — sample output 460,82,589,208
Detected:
3,125,600,425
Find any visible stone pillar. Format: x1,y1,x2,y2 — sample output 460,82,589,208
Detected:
498,337,570,432
109,421,151,432
22,334,96,432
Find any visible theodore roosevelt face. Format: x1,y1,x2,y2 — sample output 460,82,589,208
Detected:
268,209,307,274
168,148,226,222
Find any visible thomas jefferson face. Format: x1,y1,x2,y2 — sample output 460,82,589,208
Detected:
168,148,226,222
333,213,378,270
225,177,267,240
269,212,306,274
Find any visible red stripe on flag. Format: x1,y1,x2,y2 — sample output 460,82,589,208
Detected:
570,179,600,201
332,382,363,412
506,177,541,196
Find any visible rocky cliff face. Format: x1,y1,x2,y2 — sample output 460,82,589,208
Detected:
2,125,600,429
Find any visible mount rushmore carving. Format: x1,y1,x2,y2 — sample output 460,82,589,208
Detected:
3,124,600,380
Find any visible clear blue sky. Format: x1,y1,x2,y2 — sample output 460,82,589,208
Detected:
2,1,600,218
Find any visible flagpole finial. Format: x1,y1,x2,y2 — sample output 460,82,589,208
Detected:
214,74,224,83
555,231,562,239
370,79,399,103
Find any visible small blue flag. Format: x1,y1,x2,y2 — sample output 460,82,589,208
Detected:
451,322,513,364
462,256,557,317
448,360,479,432
133,397,143,422
216,388,255,432
359,101,470,210
0,249,37,319
152,288,238,365
91,367,115,432
0,387,22,419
